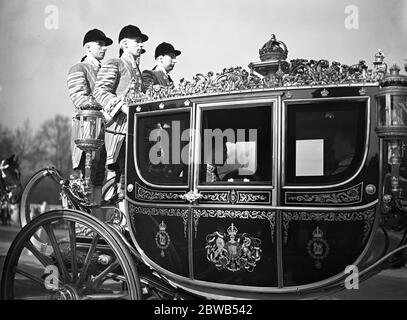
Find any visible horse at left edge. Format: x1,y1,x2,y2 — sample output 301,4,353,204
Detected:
0,155,23,225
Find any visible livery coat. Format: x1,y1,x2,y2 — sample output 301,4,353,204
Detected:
94,53,143,165
67,59,100,169
142,68,173,89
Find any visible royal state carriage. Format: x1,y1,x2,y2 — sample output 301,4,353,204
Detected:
2,34,407,300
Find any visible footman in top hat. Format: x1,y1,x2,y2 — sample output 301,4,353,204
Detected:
94,24,148,199
142,42,181,89
67,28,112,209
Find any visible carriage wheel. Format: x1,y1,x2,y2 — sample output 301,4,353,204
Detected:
1,209,142,300
102,176,115,203
19,168,65,228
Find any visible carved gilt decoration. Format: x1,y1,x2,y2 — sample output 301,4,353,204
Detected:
200,190,270,204
306,226,330,269
193,208,275,243
126,55,384,104
285,183,363,205
206,223,262,272
155,220,171,258
135,183,184,202
282,208,375,244
129,203,189,238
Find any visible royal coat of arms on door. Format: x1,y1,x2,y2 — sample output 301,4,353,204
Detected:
155,220,171,257
205,223,262,272
306,226,330,269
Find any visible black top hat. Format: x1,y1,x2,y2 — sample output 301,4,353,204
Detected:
155,42,181,59
118,25,149,43
83,29,113,46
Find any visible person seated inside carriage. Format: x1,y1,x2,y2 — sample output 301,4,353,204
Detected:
202,140,246,183
328,130,356,175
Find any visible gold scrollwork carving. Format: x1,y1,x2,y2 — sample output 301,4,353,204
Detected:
237,192,269,204
200,190,270,204
129,203,189,238
128,58,384,104
282,208,375,244
193,209,275,243
285,183,363,205
201,192,230,203
135,183,184,202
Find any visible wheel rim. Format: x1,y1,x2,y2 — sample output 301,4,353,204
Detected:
102,176,116,203
20,168,64,228
1,209,141,300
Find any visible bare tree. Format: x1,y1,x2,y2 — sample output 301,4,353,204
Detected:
1,115,72,180
13,119,33,158
34,115,72,176
0,123,15,160
11,119,36,178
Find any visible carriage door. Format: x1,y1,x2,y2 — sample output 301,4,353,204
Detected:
126,103,192,277
189,98,279,287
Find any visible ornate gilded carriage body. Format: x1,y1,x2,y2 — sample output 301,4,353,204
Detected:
123,35,407,298
3,35,407,300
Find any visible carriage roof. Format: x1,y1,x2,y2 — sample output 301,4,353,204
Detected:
128,35,388,106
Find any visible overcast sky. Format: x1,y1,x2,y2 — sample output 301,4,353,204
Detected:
0,0,406,131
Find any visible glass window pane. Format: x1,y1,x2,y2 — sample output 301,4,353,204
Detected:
377,95,387,127
136,112,190,185
390,95,407,126
286,101,366,185
199,105,272,184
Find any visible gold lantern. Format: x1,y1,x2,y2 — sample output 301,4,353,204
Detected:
376,65,407,141
74,95,105,197
375,64,407,229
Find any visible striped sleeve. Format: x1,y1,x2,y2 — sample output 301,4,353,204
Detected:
67,64,90,109
94,59,126,120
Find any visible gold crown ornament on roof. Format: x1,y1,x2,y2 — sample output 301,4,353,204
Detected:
259,34,288,62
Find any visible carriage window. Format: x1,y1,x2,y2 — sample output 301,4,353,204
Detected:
286,100,366,185
199,105,272,184
136,112,190,185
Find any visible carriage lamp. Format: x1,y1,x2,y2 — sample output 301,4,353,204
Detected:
375,64,407,205
74,95,105,197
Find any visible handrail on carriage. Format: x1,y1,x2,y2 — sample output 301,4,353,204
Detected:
104,129,126,136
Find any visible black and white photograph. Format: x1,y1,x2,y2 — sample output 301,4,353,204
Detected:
0,0,406,305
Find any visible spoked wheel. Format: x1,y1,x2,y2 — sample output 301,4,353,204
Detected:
1,209,142,300
19,168,68,253
20,168,65,228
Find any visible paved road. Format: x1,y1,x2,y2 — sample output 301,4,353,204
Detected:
1,224,406,300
